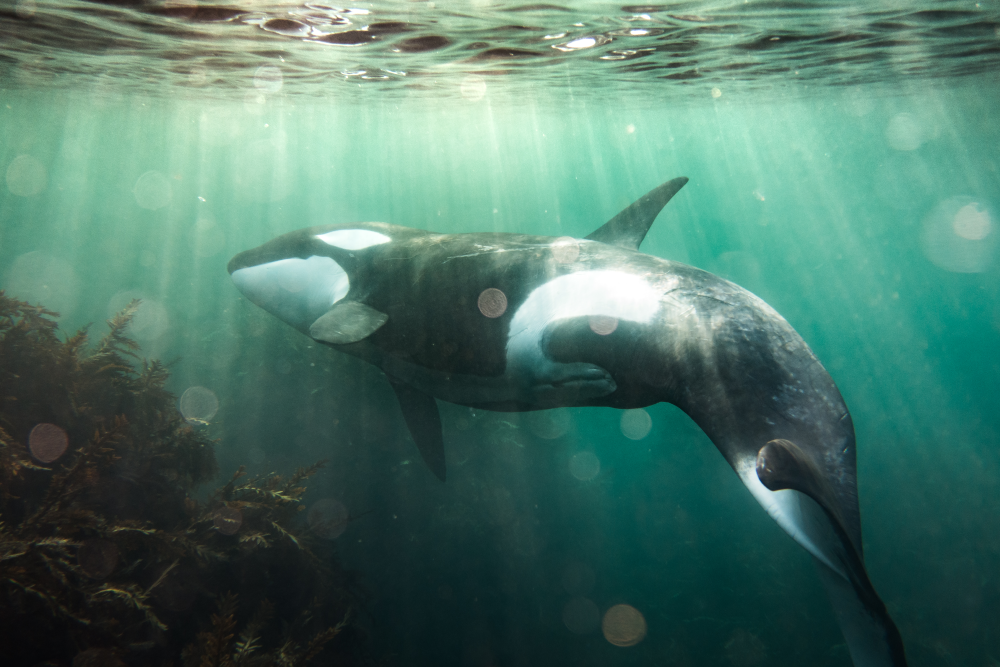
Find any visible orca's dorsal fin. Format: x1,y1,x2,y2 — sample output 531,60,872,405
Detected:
309,301,388,345
585,176,688,250
388,378,446,482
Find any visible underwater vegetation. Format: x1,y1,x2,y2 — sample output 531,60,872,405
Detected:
0,292,366,666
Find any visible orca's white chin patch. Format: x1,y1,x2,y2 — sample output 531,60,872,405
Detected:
315,229,391,250
231,256,349,332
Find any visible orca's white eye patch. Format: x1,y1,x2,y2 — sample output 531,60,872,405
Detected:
231,255,349,332
315,229,391,250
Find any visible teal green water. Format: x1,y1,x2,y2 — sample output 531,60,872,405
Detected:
2,76,999,666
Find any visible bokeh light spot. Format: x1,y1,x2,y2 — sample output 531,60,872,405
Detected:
179,386,219,423
29,423,69,463
461,75,487,101
78,539,119,579
885,112,924,151
527,409,570,439
133,170,173,210
213,505,243,535
308,498,349,539
620,409,652,440
191,216,226,258
254,65,283,93
563,597,600,634
6,154,47,196
551,236,580,264
568,451,600,481
952,202,992,240
921,196,996,273
589,314,617,335
478,288,508,318
602,604,647,647
107,291,170,342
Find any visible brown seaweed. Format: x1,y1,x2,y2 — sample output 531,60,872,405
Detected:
0,291,365,666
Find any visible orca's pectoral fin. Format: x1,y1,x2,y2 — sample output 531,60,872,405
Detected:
388,378,446,482
756,439,908,666
310,301,388,345
585,176,688,251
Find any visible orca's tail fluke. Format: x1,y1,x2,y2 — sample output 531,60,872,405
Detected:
816,557,907,667
670,276,907,667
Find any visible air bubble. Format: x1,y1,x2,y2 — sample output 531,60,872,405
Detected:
29,423,69,463
589,315,617,335
620,409,652,440
478,288,508,318
568,451,600,481
133,170,172,210
5,154,47,196
179,386,219,423
213,506,243,535
308,498,349,539
563,597,600,634
602,604,647,647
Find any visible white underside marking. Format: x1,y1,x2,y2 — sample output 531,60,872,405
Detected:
315,229,391,250
232,256,349,332
736,457,849,580
506,270,660,379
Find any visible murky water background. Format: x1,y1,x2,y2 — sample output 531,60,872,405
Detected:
2,1,1000,665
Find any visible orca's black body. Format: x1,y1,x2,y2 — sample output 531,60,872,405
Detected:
228,177,906,666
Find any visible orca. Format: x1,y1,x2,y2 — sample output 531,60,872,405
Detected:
227,177,907,666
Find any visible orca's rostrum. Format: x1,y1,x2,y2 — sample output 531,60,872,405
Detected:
228,177,907,666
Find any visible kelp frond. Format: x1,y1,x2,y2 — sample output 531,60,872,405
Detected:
1,293,362,665
184,594,348,667
89,299,141,361
186,591,239,667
